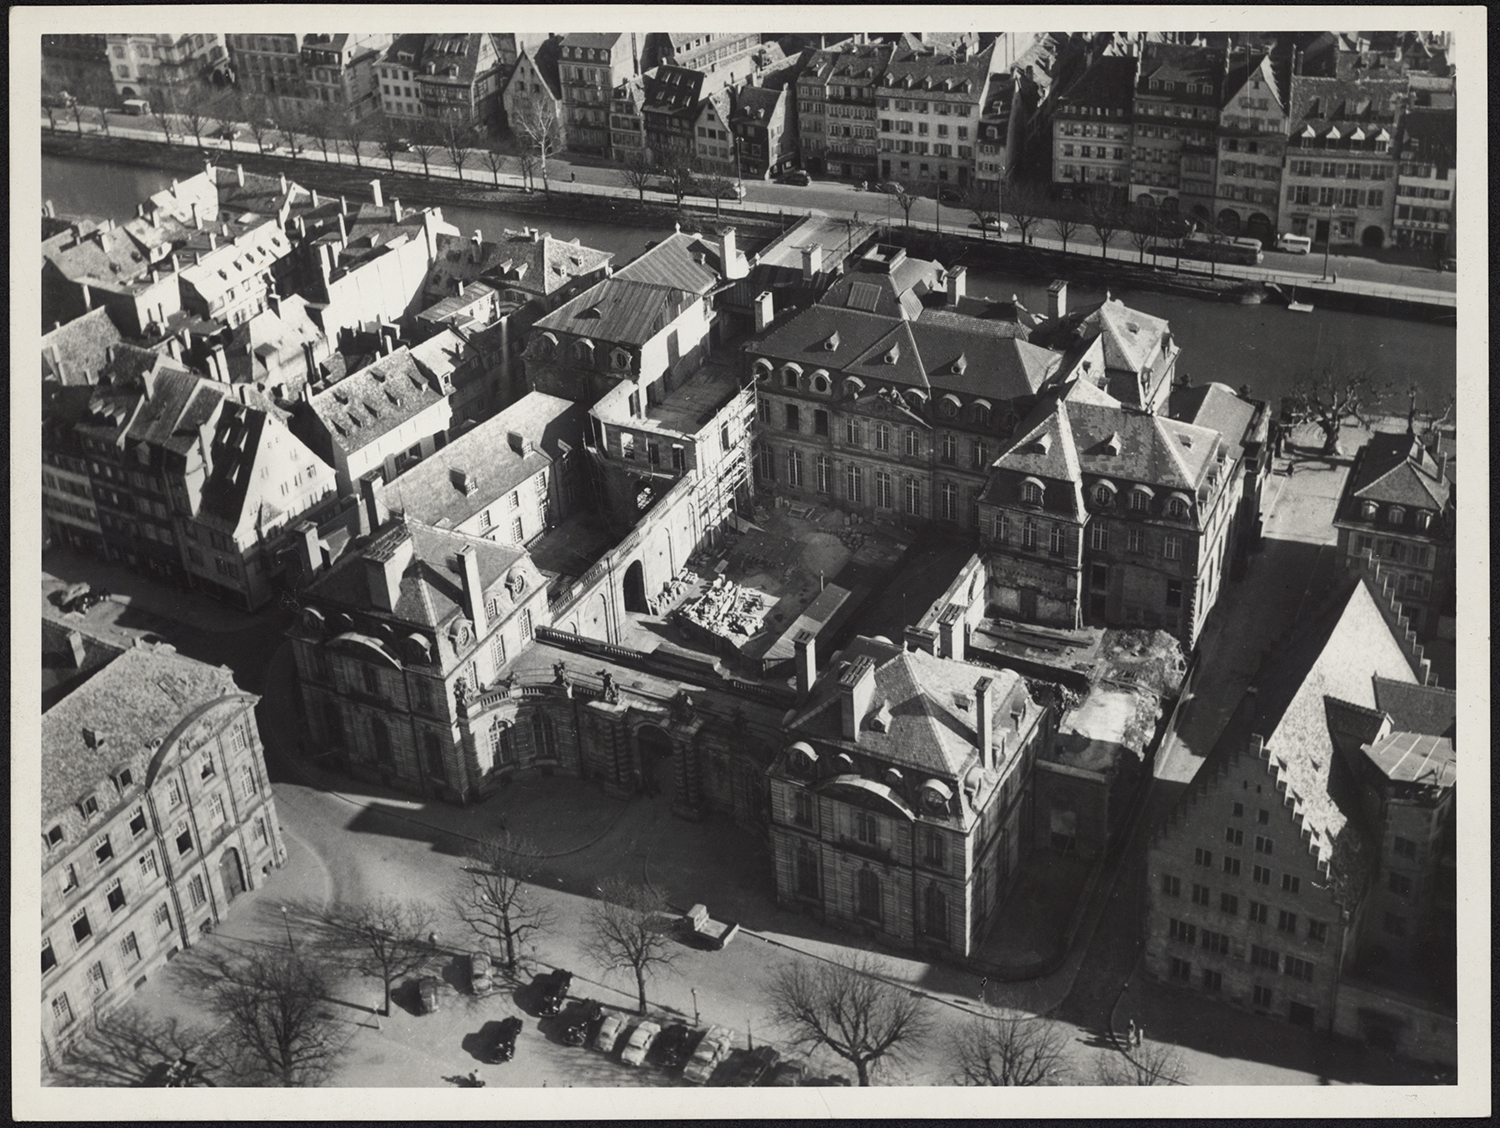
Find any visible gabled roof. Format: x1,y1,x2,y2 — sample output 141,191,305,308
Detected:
1344,431,1451,510
197,398,271,528
559,32,627,52
42,617,128,709
611,230,722,294
535,277,689,347
986,386,1081,490
1371,676,1456,740
1360,730,1455,787
787,635,1036,778
42,307,124,386
1136,41,1225,102
226,294,328,387
643,65,706,116
1066,400,1218,492
308,349,445,454
1055,54,1137,114
1168,381,1260,451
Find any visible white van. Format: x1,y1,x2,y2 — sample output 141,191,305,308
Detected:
122,98,152,116
1276,233,1313,255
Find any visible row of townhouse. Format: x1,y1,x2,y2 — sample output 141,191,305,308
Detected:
224,33,392,120
1050,33,1456,250
104,33,230,104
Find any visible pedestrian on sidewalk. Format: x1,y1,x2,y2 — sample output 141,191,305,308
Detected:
1135,1025,1144,1048
1127,1019,1137,1048
571,171,577,182
978,976,988,1003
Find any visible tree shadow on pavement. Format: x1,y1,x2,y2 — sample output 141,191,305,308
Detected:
46,1008,214,1088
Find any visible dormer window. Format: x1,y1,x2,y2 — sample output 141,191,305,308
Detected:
1167,497,1190,520
1093,482,1116,507
1386,505,1405,526
78,794,99,820
45,825,64,850
610,347,631,371
782,367,799,389
1360,500,1378,520
1129,487,1152,512
1020,479,1044,506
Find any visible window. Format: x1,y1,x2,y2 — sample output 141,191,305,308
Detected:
1250,944,1279,971
1248,901,1268,924
1257,808,1270,825
847,418,863,447
175,821,194,856
254,817,269,845
1284,956,1314,982
855,811,878,845
1202,968,1223,992
1392,836,1417,861
1387,871,1412,896
1200,928,1230,955
1127,527,1145,553
44,938,58,975
796,844,819,898
1089,523,1109,551
52,994,75,1031
209,792,226,825
924,828,945,868
1194,847,1213,867
154,902,172,936
189,874,207,909
72,907,93,946
519,609,533,642
784,404,800,431
1163,535,1182,561
1277,909,1297,933
1220,892,1238,915
814,410,829,436
1307,919,1328,944
1225,827,1243,847
119,931,141,966
845,463,862,503
1161,874,1180,897
95,834,114,866
1169,956,1192,982
856,868,881,920
794,791,814,827
1166,580,1183,609
904,477,921,516
1255,835,1273,855
1021,481,1043,506
1252,864,1272,885
1222,855,1241,876
1281,873,1300,894
923,884,948,940
46,824,64,850
904,429,919,457
816,455,832,493
81,794,99,819
1191,883,1210,906
787,449,804,488
1048,523,1064,555
1252,985,1274,1009
129,806,149,837
138,850,158,880
1168,918,1196,944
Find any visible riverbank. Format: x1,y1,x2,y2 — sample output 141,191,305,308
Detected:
40,128,786,243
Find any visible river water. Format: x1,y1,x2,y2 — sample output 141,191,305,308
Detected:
42,153,1455,413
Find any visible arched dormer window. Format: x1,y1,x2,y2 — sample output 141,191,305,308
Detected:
751,357,774,381
809,369,831,394
1020,477,1045,506
573,338,595,363
537,331,559,356
844,375,865,398
969,399,992,428
903,388,926,414
610,347,632,371
780,362,802,389
1360,500,1378,520
1129,486,1154,512
939,394,961,419
1093,481,1117,508
1166,495,1191,521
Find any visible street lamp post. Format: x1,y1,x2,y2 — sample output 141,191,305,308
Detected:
280,904,295,953
691,987,700,1027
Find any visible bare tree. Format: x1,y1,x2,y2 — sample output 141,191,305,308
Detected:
1095,1040,1188,1086
181,947,349,1087
302,104,338,163
453,831,556,973
1126,207,1157,263
313,898,439,1016
150,95,178,145
764,951,932,1087
440,111,477,181
240,94,277,157
336,117,367,168
275,102,306,158
510,94,563,193
949,1009,1072,1086
1084,185,1124,259
963,184,999,239
616,149,657,202
1001,176,1046,245
1050,202,1083,255
514,148,540,192
1281,362,1390,456
581,876,680,1016
699,173,739,217
408,122,443,179
884,180,918,229
482,143,511,187
658,157,699,209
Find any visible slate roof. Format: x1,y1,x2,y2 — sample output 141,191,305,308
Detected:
45,225,152,291
197,398,271,529
1055,55,1137,115
882,40,994,98
1066,401,1218,492
1398,108,1456,168
1168,381,1259,450
42,307,124,386
1221,52,1285,114
787,635,1036,779
643,65,705,118
41,617,128,709
1343,431,1451,511
1371,676,1457,740
1136,42,1225,103
178,221,288,303
226,294,328,388
43,646,244,824
308,349,445,454
610,231,722,294
733,82,784,127
559,32,627,52
1360,730,1455,787
535,277,690,347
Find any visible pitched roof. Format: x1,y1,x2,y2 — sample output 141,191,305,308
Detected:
41,617,128,709
535,277,690,346
559,32,627,52
43,646,244,824
1065,400,1219,491
787,636,1036,778
611,230,722,293
985,387,1082,492
1137,42,1225,102
1360,730,1455,787
1371,676,1456,740
42,307,124,386
1345,431,1451,510
1056,54,1137,114
308,349,445,454
1168,381,1260,450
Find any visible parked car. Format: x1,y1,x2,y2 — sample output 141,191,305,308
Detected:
1439,256,1456,272
536,968,573,1016
416,975,443,1014
766,1061,805,1086
212,124,237,140
969,215,1009,233
468,951,492,995
484,1016,523,1063
620,1020,661,1067
388,137,412,152
778,169,812,186
1275,232,1313,254
593,1012,626,1053
937,187,964,204
653,1022,695,1068
561,999,604,1046
732,1044,780,1086
682,1025,731,1084
62,585,111,614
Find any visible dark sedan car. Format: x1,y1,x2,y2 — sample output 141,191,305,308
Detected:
536,968,573,1016
653,1022,695,1068
778,169,812,186
732,1045,780,1086
561,999,604,1046
486,1016,524,1063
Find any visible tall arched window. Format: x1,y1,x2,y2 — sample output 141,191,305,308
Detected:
531,711,556,760
489,720,516,767
923,884,948,939
856,868,882,920
796,843,819,898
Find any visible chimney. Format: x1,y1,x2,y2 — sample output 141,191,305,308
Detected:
1047,279,1068,319
380,333,394,356
801,243,822,280
67,629,88,669
362,535,411,613
392,198,404,222
209,231,218,250
80,283,92,310
189,200,201,230
720,226,746,279
211,344,228,382
171,177,180,196
937,604,965,661
294,520,322,580
235,163,245,186
793,629,816,703
170,251,180,272
507,431,532,456
338,212,348,242
975,676,994,768
360,473,389,533
318,242,333,279
312,189,321,208
204,158,214,181
838,656,877,742
340,195,348,216
279,173,288,195
266,291,281,317
1438,449,1448,483
43,198,56,218
946,264,967,307
753,289,774,332
370,178,383,208
458,542,488,637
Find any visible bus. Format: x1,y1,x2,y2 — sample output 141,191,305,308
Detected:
1178,233,1263,265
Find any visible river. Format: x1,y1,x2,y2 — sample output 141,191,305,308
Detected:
42,153,1455,414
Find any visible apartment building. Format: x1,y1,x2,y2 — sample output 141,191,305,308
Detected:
1331,431,1453,638
607,75,647,161
376,34,508,131
1213,51,1290,243
874,37,996,192
504,43,566,150
641,65,706,167
1392,109,1455,255
692,89,737,176
41,645,284,1066
973,73,1021,201
558,32,644,157
1052,55,1135,196
105,33,229,103
768,633,1052,958
797,41,893,183
1130,43,1225,218
646,32,764,85
730,82,796,180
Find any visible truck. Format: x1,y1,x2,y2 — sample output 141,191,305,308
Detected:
682,903,740,950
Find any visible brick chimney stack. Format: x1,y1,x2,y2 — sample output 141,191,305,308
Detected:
458,543,488,637
839,656,877,742
975,676,994,768
793,630,816,703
